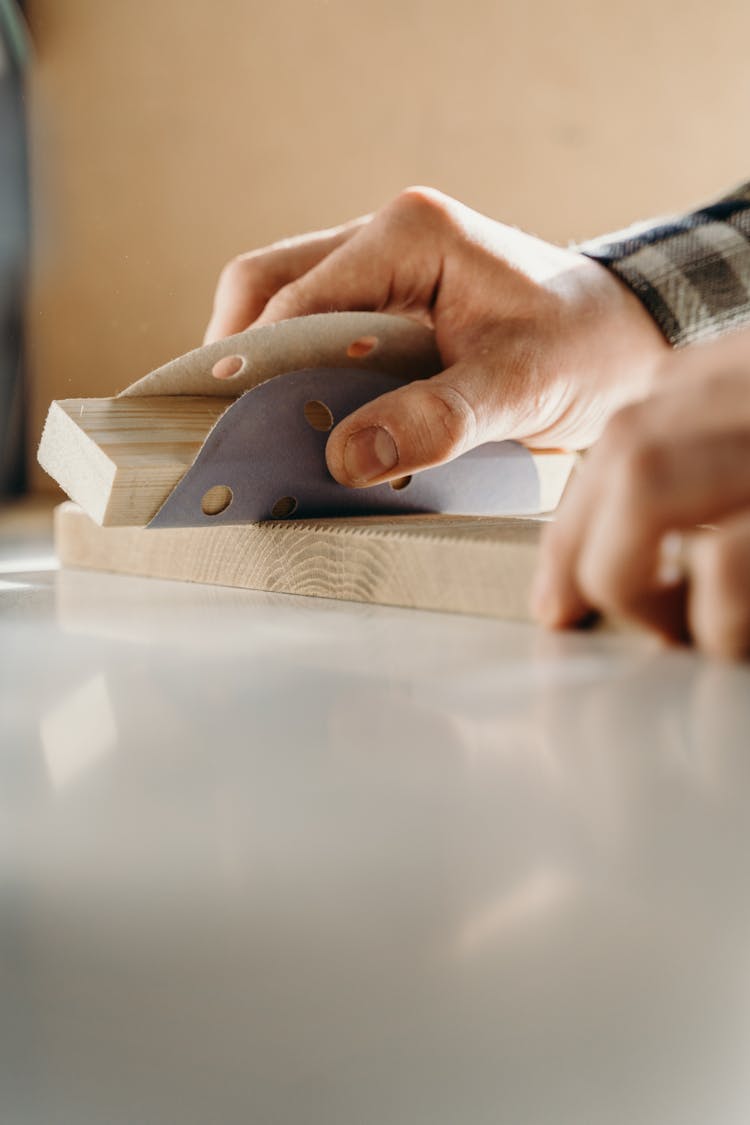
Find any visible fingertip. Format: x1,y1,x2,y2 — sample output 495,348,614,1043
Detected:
530,532,564,624
529,553,592,629
529,573,569,628
529,569,557,626
253,285,307,327
252,304,286,328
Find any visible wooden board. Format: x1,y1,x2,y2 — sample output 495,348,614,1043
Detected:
55,503,547,621
38,396,233,526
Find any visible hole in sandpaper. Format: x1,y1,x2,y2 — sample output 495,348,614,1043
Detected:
389,475,412,491
271,496,298,519
201,485,233,515
346,336,379,359
304,400,334,432
212,354,246,380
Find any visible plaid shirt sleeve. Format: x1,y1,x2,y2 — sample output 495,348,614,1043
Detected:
577,182,750,347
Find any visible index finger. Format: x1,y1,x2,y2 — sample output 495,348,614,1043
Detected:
204,218,368,343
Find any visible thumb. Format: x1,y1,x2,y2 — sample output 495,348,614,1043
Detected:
325,364,504,487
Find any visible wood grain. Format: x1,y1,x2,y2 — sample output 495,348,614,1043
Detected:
38,397,232,526
55,503,547,621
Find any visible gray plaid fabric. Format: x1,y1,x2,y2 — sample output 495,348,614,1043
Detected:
578,182,750,347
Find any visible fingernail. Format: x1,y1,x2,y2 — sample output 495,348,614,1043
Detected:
343,427,398,484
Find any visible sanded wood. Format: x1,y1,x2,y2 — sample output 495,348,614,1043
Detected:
55,503,546,621
38,396,232,526
39,394,575,528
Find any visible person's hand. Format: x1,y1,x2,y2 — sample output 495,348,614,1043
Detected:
205,187,668,487
532,329,750,659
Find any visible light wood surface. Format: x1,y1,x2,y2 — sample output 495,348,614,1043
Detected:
38,396,232,525
55,502,546,621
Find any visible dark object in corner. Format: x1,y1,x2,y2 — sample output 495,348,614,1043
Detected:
0,0,29,497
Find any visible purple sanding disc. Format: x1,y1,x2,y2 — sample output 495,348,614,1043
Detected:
148,367,540,527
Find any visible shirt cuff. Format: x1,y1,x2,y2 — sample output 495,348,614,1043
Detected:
577,182,750,347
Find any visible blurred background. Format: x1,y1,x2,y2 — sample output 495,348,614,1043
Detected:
2,0,750,492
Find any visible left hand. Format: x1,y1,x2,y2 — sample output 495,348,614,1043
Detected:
532,329,750,659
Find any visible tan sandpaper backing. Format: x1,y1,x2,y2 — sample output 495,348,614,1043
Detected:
118,313,441,399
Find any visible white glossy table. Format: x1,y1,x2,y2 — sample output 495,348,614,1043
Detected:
3,501,750,1125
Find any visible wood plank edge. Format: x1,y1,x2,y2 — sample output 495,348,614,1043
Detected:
54,503,542,621
38,403,115,526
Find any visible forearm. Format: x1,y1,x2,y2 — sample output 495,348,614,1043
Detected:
578,182,750,347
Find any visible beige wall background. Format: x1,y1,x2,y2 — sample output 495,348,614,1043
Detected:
25,0,750,487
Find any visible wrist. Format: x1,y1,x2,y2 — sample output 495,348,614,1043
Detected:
577,184,750,347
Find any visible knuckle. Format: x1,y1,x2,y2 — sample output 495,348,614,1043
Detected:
390,185,451,226
407,381,477,464
601,403,645,455
219,254,259,292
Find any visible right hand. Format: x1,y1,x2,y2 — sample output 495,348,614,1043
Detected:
205,187,669,487
533,328,750,659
